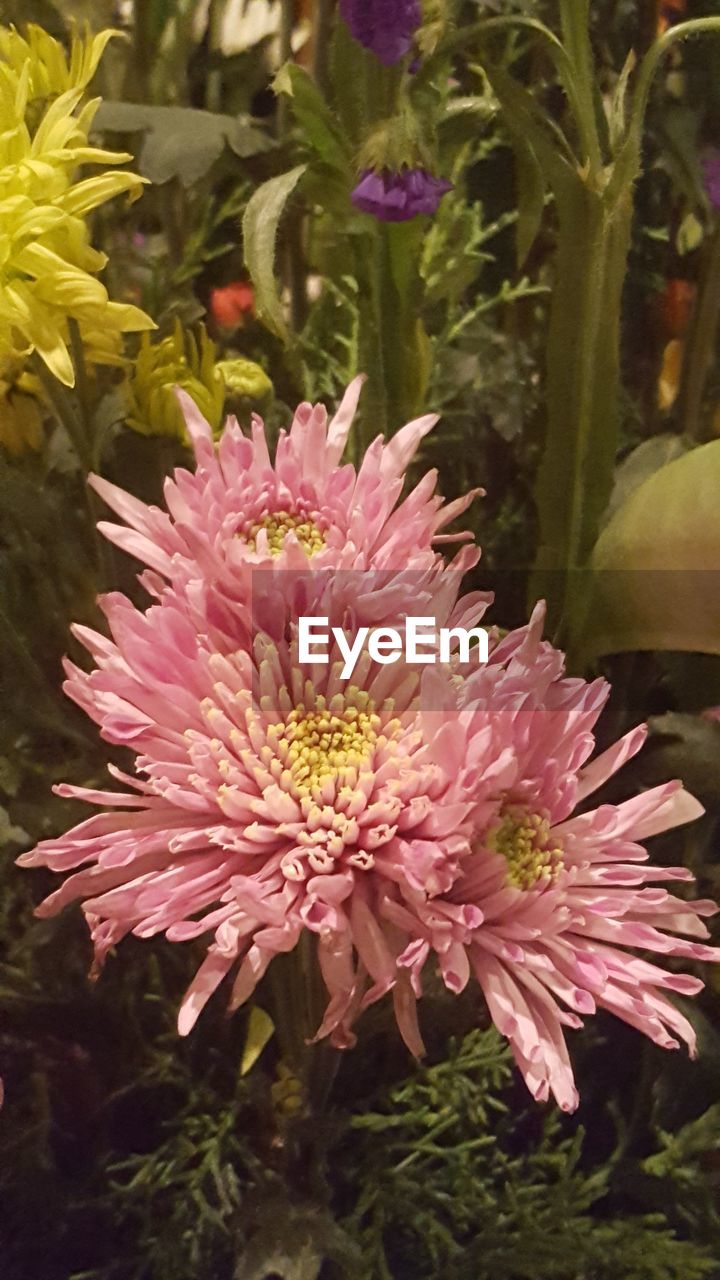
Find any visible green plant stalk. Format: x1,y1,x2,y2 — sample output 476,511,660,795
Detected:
355,221,429,447
32,347,110,582
205,0,224,114
679,219,720,443
458,14,720,659
379,222,429,429
313,0,334,95
532,178,634,647
278,0,295,138
267,933,340,1115
356,232,389,449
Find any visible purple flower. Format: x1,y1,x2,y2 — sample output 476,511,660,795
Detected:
339,0,421,66
351,168,453,222
701,149,720,211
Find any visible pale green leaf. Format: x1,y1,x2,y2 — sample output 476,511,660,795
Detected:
242,164,307,341
94,102,273,186
587,440,720,656
510,134,547,267
604,433,691,524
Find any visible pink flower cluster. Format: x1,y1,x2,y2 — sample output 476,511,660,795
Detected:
21,381,720,1110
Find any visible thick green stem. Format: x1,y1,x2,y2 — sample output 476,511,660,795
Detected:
679,220,720,443
531,178,634,649
356,220,428,447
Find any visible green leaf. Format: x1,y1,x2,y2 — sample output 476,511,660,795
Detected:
608,49,637,152
242,165,307,342
587,440,720,656
274,63,351,176
604,434,691,524
509,133,547,267
94,102,274,187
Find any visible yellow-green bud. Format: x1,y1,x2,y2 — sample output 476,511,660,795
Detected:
216,358,273,402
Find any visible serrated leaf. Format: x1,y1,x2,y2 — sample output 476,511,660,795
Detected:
608,49,637,151
242,164,307,341
274,63,351,176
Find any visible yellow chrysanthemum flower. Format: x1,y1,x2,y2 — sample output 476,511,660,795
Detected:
0,25,154,387
0,24,116,100
126,320,226,439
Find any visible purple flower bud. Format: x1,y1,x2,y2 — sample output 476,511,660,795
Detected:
351,168,453,222
701,149,720,211
339,0,421,66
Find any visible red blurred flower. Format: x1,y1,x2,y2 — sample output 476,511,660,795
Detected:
210,281,255,330
658,278,695,341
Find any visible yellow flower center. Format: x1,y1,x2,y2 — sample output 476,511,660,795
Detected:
488,806,564,891
273,689,379,798
245,510,326,556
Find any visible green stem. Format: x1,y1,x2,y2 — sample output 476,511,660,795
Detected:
312,0,334,95
31,354,93,489
531,179,634,650
678,220,720,443
32,351,110,583
68,319,91,443
277,0,295,138
205,0,224,114
357,232,389,451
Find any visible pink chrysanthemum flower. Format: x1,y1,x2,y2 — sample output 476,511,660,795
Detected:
389,608,720,1111
19,582,718,1111
88,378,482,645
19,577,498,1039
